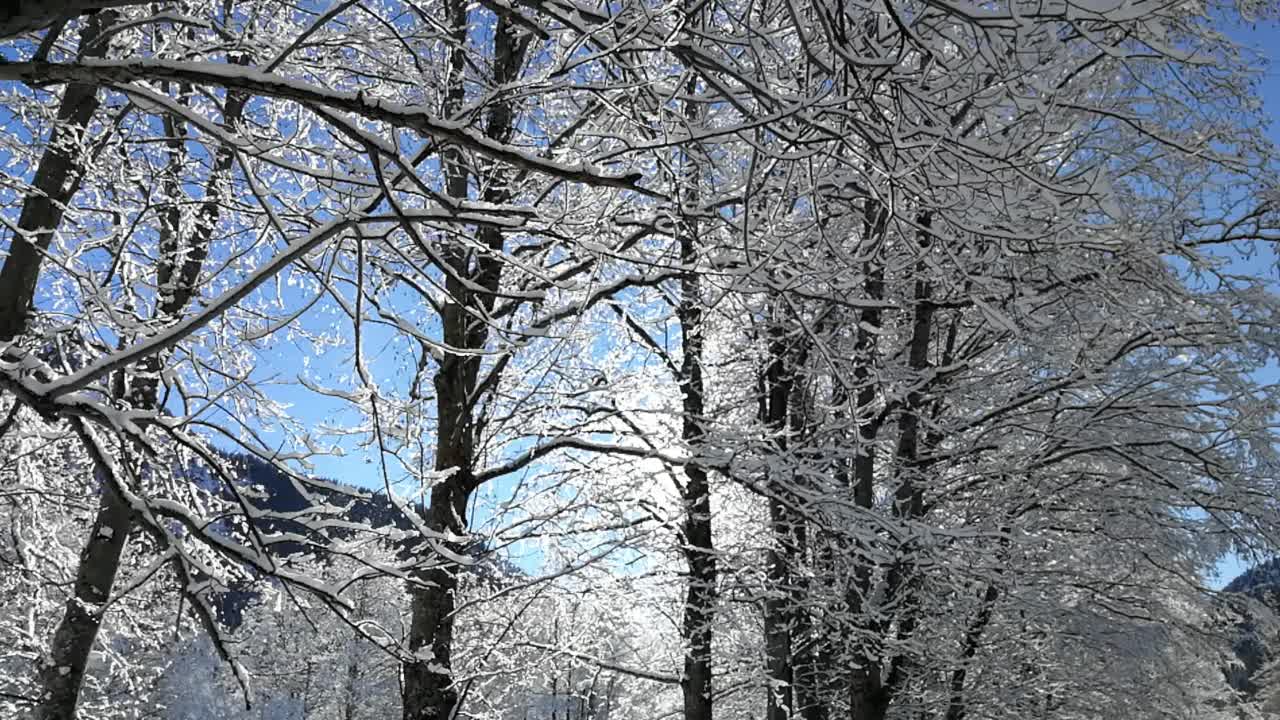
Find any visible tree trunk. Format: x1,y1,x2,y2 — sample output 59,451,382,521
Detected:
849,211,935,720
402,9,528,720
764,497,794,720
676,27,716,720
847,199,887,720
32,480,131,720
344,612,362,720
945,583,1000,720
404,480,471,720
680,455,716,720
1,15,119,720
760,313,804,720
0,12,110,342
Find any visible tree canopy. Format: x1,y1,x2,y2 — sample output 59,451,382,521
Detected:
1,1,1280,719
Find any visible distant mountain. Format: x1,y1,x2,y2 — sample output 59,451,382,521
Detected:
208,453,522,625
227,452,414,548
1221,559,1280,705
206,453,407,625
1225,559,1280,599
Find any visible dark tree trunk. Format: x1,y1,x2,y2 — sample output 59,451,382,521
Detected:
678,241,716,720
846,199,887,720
680,450,716,720
404,481,472,720
791,571,822,720
676,30,716,720
849,211,936,720
760,312,805,720
402,9,528,720
1,15,118,720
33,480,131,720
0,12,110,342
763,496,795,720
945,583,1000,720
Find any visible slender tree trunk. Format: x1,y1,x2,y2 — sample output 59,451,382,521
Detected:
0,12,110,342
402,10,528,720
847,199,887,720
675,27,716,720
760,313,803,720
791,539,820,720
762,384,821,720
945,582,999,720
32,480,131,720
849,211,936,720
891,213,936,519
0,15,119,720
763,496,797,720
784,373,820,720
402,3,479,714
345,603,362,720
680,463,716,720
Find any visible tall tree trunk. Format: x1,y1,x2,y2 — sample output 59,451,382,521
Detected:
760,311,805,720
762,376,821,720
945,582,999,720
846,198,887,720
0,15,119,720
402,3,478,714
791,542,821,720
848,211,936,720
32,478,131,720
676,25,716,720
763,500,794,720
0,13,110,342
402,10,528,720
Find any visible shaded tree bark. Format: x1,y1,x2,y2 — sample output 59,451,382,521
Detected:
402,9,530,720
759,303,812,720
846,198,887,720
945,582,1000,720
675,19,716,720
0,12,111,342
32,477,131,720
0,14,118,720
848,211,936,720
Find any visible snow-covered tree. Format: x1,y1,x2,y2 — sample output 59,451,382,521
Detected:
2,1,1280,720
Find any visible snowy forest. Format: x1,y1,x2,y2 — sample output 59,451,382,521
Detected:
3,0,1280,718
